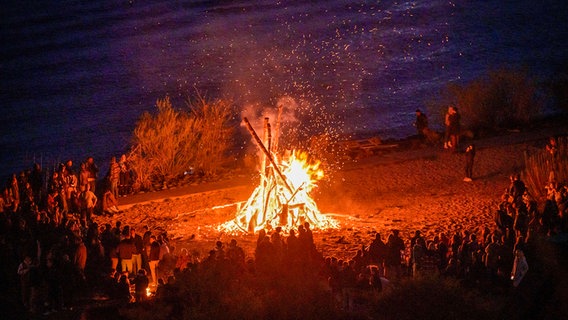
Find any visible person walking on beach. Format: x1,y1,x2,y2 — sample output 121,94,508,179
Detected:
464,144,476,182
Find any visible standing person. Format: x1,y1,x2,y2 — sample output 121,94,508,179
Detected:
73,236,88,283
117,234,135,275
85,157,99,194
64,162,78,211
446,106,461,152
9,173,20,213
17,256,33,310
79,185,97,227
414,109,429,140
148,235,161,287
118,154,131,197
130,228,144,274
108,157,121,200
385,229,405,280
464,144,476,182
444,107,451,149
79,163,90,195
368,233,388,276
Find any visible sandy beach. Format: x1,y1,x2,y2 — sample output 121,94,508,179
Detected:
92,121,567,261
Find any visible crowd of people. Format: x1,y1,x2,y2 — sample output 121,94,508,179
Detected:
0,156,138,315
1,139,566,316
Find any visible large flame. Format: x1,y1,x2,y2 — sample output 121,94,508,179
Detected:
219,150,338,234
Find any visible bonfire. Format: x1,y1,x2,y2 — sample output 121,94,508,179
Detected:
220,113,339,234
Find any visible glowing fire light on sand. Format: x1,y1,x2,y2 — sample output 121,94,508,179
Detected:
219,116,338,234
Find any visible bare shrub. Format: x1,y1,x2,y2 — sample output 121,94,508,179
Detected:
128,95,236,190
187,94,237,177
524,136,568,198
443,69,543,133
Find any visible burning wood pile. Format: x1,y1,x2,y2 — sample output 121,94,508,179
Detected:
219,112,339,234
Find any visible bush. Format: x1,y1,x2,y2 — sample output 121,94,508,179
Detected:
524,136,568,198
443,69,543,134
127,95,236,190
187,94,239,177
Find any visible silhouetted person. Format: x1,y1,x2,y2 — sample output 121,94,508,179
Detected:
385,229,405,280
85,157,99,194
149,235,161,287
463,144,475,182
414,109,429,140
134,269,149,302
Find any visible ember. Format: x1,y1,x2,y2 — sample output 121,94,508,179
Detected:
219,114,338,234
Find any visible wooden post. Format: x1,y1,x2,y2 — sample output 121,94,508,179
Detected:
272,104,283,153
267,123,272,158
260,118,269,182
243,117,293,193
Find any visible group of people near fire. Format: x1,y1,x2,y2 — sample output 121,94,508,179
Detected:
1,133,566,315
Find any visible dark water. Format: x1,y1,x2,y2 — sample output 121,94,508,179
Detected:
1,0,567,179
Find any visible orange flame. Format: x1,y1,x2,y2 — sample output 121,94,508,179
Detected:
219,150,338,234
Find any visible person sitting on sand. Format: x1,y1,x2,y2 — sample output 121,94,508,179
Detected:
133,269,149,302
102,188,120,215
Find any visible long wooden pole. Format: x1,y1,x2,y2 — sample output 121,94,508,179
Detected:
272,104,283,153
243,117,293,193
